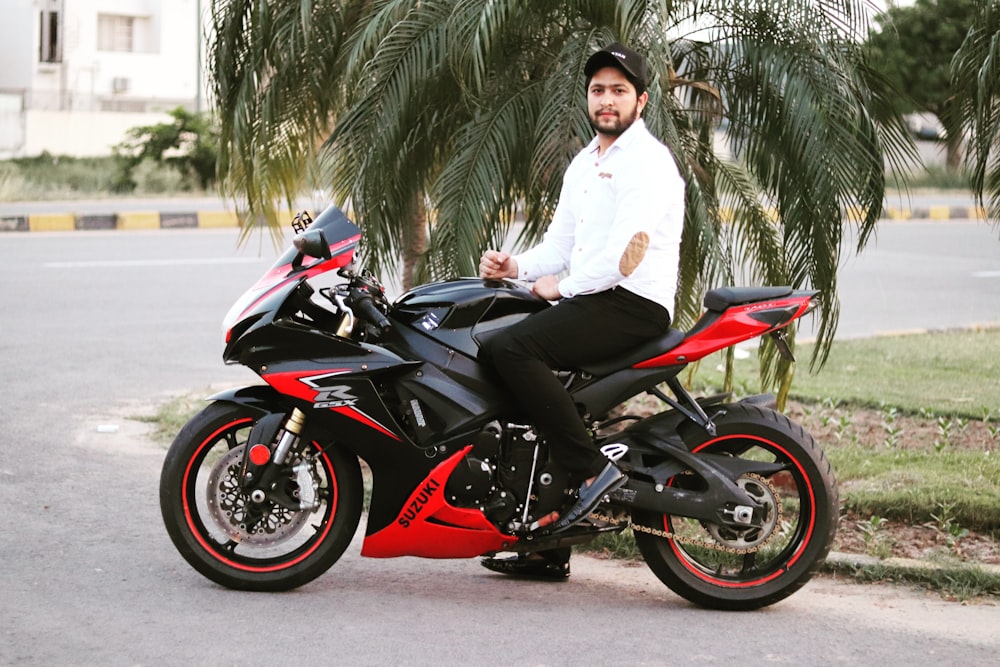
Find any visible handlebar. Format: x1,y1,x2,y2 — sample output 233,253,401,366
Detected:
330,266,391,334
353,287,392,332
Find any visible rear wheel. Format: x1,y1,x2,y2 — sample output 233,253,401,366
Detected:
633,403,838,610
159,401,363,590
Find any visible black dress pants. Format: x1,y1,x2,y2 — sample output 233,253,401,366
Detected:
479,286,670,479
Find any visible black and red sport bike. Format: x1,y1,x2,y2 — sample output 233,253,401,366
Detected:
159,206,838,610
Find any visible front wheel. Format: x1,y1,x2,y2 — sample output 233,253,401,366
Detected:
159,401,363,590
633,403,839,610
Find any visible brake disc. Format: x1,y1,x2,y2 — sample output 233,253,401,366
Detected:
205,445,310,546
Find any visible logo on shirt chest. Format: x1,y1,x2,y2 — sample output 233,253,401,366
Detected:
598,172,613,180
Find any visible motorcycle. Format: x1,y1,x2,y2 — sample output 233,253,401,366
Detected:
159,205,839,610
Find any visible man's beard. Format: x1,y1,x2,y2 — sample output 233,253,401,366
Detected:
589,104,639,137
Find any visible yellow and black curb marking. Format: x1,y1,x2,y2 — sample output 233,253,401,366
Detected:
849,205,992,222
715,205,990,223
0,205,991,232
0,210,242,232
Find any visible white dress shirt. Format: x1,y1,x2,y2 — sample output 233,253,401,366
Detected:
514,118,684,313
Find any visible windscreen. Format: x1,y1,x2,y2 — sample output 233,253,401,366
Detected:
222,206,362,333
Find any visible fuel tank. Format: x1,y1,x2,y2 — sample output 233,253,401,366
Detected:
390,278,548,359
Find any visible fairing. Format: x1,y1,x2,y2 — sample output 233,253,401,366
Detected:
636,292,816,368
390,278,548,359
361,447,518,558
222,206,361,337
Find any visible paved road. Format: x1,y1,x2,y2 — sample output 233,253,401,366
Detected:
828,220,1000,338
2,223,999,665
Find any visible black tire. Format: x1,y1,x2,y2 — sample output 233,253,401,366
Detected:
159,401,363,591
633,403,839,610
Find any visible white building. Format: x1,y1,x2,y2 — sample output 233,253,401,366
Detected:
0,0,209,158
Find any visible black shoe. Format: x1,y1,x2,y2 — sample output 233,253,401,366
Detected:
550,462,626,533
480,552,570,580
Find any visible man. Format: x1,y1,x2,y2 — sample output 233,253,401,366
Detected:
477,42,686,580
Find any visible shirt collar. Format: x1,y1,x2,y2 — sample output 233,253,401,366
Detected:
586,117,648,157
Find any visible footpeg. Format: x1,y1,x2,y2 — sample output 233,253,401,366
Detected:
600,442,629,462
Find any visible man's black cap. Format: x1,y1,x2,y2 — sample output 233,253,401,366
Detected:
584,42,648,90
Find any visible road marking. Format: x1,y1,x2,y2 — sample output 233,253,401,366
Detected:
973,270,1000,278
44,257,267,269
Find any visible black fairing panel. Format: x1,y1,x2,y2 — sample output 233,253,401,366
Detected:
569,366,683,419
234,319,412,374
391,278,548,358
208,384,299,414
377,317,517,444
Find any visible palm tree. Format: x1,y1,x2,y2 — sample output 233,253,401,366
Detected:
953,0,1000,225
208,0,915,397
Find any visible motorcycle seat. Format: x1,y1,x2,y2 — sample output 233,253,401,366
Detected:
578,328,686,376
703,286,792,312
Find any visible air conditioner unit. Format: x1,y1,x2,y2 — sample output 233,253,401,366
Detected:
112,77,129,93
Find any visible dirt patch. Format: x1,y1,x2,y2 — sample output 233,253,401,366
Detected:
786,401,999,453
835,511,1000,565
785,400,1000,566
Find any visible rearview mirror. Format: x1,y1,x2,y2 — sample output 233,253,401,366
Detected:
291,229,332,271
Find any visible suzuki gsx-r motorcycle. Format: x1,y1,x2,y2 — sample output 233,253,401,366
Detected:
159,205,838,610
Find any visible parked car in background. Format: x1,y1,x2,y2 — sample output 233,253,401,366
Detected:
905,112,945,141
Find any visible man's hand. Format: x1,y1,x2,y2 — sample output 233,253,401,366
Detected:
531,275,562,301
479,250,517,279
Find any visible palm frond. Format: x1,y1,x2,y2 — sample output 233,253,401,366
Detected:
209,0,358,242
953,0,1000,226
208,0,930,390
429,84,544,278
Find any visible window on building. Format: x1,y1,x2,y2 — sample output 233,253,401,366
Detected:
39,10,61,63
98,14,136,52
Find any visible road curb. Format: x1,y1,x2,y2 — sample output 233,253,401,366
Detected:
0,210,242,231
0,205,993,232
823,550,1000,595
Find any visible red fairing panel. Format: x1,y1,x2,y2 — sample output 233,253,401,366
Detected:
263,369,403,441
635,296,814,368
362,447,519,558
223,233,360,333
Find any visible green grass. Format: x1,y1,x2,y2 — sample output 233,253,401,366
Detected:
690,328,1000,419
824,559,1000,601
0,153,203,200
132,394,205,445
891,166,973,190
584,327,1000,587
831,446,1000,529
683,328,1000,532
0,154,124,200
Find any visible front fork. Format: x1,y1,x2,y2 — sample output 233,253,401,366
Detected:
239,408,319,512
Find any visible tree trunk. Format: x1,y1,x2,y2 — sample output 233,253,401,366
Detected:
401,195,428,291
940,103,964,173
945,131,963,173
